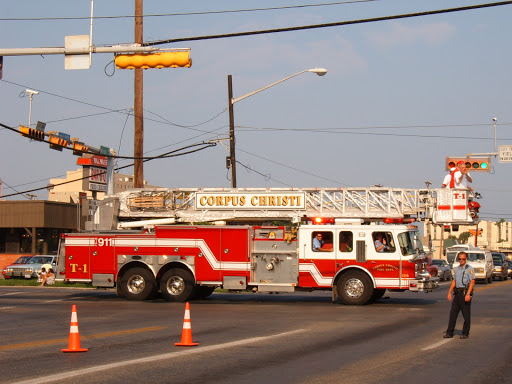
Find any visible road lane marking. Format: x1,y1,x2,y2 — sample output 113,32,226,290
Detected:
10,328,307,384
0,292,24,296
474,279,512,293
421,338,452,350
0,307,15,310
43,299,64,303
0,326,166,351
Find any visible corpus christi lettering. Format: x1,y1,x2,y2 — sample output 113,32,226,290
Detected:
251,195,301,207
199,194,302,208
200,196,246,207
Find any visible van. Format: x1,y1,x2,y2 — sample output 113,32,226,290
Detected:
446,244,478,265
447,246,493,284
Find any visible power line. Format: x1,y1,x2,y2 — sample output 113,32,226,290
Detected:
0,141,217,198
0,121,216,160
238,122,512,132
236,147,350,186
0,80,227,132
0,1,378,21
144,1,512,46
235,127,512,141
235,160,292,187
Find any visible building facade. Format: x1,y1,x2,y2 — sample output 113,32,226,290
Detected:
424,220,512,259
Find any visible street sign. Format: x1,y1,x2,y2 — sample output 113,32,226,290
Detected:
499,145,512,163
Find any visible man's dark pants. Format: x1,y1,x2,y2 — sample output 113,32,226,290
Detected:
446,292,471,336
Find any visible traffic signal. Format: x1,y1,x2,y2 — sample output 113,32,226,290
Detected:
115,51,192,69
48,131,70,151
469,228,483,236
445,157,491,172
19,125,45,141
71,140,89,156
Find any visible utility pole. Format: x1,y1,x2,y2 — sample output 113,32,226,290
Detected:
134,0,144,188
227,75,237,188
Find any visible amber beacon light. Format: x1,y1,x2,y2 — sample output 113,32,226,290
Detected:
115,51,192,69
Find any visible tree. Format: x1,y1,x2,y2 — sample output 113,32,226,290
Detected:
458,231,471,244
495,218,506,243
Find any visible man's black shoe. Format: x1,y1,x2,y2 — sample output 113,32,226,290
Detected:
443,334,453,338
460,335,469,339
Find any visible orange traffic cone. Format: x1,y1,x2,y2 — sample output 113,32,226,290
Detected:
62,304,88,352
175,302,199,346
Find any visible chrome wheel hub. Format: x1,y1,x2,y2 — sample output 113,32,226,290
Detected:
345,278,364,298
127,275,145,295
167,276,185,296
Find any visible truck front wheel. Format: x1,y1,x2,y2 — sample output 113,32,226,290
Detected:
121,268,157,300
337,271,373,305
160,269,195,302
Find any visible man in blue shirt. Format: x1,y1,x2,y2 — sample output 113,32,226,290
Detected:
312,233,325,252
374,233,389,252
444,251,476,339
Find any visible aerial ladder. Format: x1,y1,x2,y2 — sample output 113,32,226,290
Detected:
88,187,480,230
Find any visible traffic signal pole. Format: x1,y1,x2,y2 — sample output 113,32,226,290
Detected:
134,0,144,188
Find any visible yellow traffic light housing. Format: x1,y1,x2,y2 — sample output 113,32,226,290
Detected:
445,157,491,172
48,131,70,151
115,51,192,69
19,125,45,141
71,139,89,156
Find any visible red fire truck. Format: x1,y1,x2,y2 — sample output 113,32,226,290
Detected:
56,187,478,305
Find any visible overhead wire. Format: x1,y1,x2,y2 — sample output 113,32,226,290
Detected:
143,1,512,46
0,1,379,21
235,126,512,141
0,121,216,160
3,2,511,197
0,141,217,198
0,80,227,132
236,147,350,186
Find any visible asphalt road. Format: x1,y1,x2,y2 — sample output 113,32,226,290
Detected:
1,280,511,384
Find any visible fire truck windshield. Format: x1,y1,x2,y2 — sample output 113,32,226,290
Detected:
397,231,424,256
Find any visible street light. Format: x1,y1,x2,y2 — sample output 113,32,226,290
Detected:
25,89,39,127
227,68,327,187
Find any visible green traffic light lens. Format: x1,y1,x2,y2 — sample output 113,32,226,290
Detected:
481,162,488,169
472,162,479,169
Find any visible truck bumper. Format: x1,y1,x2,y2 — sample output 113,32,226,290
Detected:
409,278,439,292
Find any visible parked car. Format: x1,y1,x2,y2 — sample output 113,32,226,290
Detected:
3,255,57,279
431,259,452,281
2,256,33,278
491,252,509,281
507,259,512,278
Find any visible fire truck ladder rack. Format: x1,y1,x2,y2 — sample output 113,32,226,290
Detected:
109,187,439,225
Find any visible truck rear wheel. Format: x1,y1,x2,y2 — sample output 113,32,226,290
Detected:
121,267,157,301
337,271,373,305
160,269,195,302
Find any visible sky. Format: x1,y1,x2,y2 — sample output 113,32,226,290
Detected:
0,0,511,223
